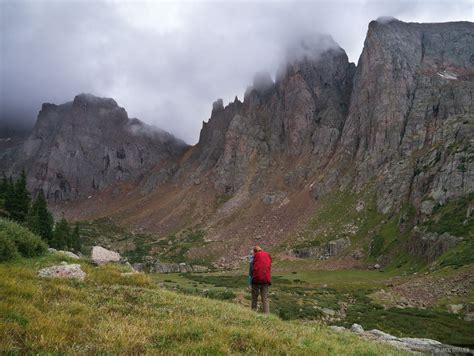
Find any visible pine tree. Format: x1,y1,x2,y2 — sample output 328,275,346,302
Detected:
51,218,70,250
0,176,8,218
4,176,15,218
71,222,82,252
11,170,30,223
0,175,7,199
27,191,54,243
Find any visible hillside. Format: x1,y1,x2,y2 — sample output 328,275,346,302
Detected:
39,19,473,271
0,254,404,354
8,93,188,202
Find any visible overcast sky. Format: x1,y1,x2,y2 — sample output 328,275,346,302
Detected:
1,0,472,143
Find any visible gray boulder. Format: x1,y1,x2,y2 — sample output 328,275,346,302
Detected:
38,264,86,281
350,323,364,333
91,246,121,265
57,250,80,259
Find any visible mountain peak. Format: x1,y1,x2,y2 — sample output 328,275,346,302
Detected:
73,93,118,108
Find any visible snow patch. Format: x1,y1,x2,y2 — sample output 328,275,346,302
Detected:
437,70,458,80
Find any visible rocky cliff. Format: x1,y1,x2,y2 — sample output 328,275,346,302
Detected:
13,93,187,201
189,35,356,196
332,19,473,214
6,20,473,268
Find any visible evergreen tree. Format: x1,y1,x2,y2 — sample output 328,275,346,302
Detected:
71,222,82,252
27,191,53,243
51,218,70,250
11,170,30,223
0,176,9,218
4,176,15,218
0,175,7,199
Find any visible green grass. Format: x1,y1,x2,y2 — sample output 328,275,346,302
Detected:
423,193,474,269
343,303,474,348
425,193,474,237
0,254,403,354
154,268,474,348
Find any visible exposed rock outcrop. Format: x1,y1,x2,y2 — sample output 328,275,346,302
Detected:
189,35,355,195
332,20,474,213
333,323,473,355
407,230,462,261
13,93,188,201
38,264,86,280
290,237,351,259
133,261,208,273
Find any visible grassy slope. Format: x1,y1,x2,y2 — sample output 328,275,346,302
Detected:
153,267,474,348
0,255,404,354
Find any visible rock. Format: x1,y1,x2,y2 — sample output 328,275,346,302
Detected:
355,201,365,212
328,237,351,256
13,93,188,202
351,248,364,260
408,231,462,261
356,328,473,354
374,263,381,269
465,314,474,322
366,329,398,341
321,308,336,316
447,304,463,314
47,248,57,253
38,264,86,281
57,250,80,259
330,326,346,332
151,262,208,273
192,265,209,273
289,246,321,259
420,200,436,215
350,323,364,333
262,192,287,205
91,246,121,265
132,263,145,272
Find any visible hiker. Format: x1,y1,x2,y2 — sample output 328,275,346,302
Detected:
248,245,272,314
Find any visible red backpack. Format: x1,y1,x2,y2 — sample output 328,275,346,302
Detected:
252,251,272,284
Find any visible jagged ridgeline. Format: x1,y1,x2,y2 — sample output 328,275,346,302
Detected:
2,19,473,268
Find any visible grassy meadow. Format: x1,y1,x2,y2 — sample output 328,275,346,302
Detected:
153,265,474,348
0,254,406,354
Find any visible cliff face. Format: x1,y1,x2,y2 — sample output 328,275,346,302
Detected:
6,20,473,266
335,20,473,213
190,39,355,195
188,20,473,216
16,94,187,201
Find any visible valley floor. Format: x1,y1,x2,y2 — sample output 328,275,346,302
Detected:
152,262,474,349
0,254,405,354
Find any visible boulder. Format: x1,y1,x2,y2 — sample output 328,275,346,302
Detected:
91,246,121,265
132,263,145,272
350,323,364,333
192,265,209,273
57,250,80,259
321,308,336,316
447,304,463,314
355,327,473,354
420,200,436,215
327,237,351,256
38,264,86,281
330,326,346,332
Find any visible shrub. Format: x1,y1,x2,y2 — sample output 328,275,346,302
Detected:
0,231,19,261
0,218,47,260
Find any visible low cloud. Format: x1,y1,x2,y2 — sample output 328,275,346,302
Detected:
1,1,470,143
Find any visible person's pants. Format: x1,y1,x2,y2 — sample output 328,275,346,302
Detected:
251,283,269,314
